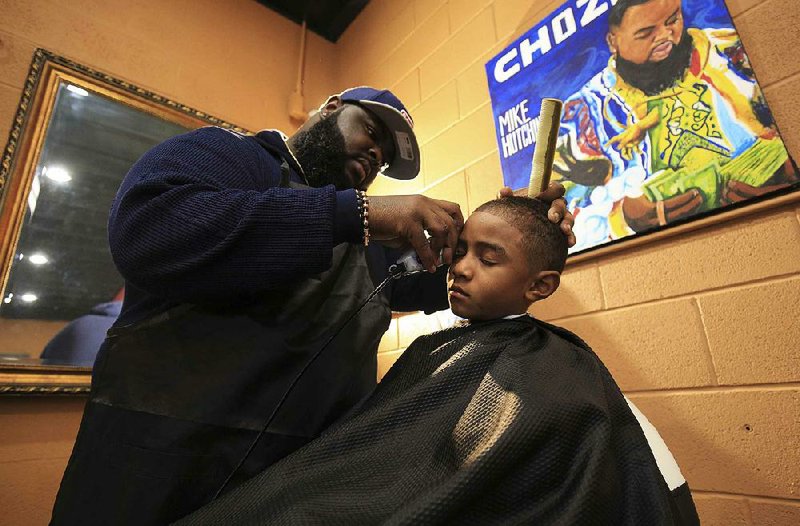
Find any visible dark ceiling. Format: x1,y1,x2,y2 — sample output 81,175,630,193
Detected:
256,0,370,42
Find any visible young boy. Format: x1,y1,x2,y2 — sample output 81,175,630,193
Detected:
178,197,695,525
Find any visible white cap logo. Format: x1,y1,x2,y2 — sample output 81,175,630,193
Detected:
395,131,414,161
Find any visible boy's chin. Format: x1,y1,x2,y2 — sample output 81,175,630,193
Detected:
451,308,496,323
450,301,523,322
449,303,472,320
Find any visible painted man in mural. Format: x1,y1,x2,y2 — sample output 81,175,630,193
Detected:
554,0,797,249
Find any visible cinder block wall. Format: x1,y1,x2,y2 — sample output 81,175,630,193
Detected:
1,0,798,524
0,0,338,141
335,1,800,524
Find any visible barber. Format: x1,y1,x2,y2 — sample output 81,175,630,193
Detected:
50,87,575,525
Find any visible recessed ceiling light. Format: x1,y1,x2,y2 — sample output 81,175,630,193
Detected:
20,293,38,303
66,84,89,97
43,166,72,183
3,293,13,304
29,254,49,265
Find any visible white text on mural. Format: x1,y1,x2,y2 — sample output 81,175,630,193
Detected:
493,0,618,83
498,99,543,158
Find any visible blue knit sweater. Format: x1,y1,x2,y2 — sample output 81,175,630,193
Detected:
109,126,448,326
108,127,365,326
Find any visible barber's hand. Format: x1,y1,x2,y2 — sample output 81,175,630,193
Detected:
498,183,577,247
369,195,464,272
622,190,704,232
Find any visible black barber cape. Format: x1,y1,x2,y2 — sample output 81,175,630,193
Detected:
177,316,690,525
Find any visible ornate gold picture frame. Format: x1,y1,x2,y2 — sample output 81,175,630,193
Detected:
0,49,246,395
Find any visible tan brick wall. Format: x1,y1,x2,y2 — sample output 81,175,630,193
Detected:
347,1,800,523
1,0,798,524
0,398,86,525
694,493,752,525
0,0,337,138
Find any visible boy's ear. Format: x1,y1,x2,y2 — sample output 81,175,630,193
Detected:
525,271,561,303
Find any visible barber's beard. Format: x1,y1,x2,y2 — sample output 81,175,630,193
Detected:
292,111,351,190
615,30,693,96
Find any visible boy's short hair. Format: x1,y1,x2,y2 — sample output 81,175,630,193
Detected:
475,196,568,273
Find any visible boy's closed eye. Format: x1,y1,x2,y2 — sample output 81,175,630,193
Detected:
478,250,500,266
453,243,505,267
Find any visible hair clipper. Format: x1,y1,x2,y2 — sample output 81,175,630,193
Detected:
389,249,443,278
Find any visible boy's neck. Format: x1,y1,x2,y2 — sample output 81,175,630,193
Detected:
467,312,531,323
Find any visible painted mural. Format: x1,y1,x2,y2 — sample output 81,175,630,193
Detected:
486,0,797,253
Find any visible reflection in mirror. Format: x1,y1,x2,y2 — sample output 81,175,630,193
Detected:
0,50,244,393
2,83,191,364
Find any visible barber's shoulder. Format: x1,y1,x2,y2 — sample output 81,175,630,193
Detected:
175,126,268,160
191,125,249,142
152,126,242,150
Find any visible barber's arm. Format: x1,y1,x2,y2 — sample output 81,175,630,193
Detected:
363,194,460,314
368,194,464,271
388,265,450,314
109,128,361,303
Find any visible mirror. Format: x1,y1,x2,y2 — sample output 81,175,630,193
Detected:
0,50,245,394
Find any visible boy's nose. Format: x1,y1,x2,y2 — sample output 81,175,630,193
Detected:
450,257,471,279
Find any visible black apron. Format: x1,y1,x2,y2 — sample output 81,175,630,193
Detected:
51,157,392,525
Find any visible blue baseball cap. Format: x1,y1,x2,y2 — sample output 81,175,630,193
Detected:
339,87,421,180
